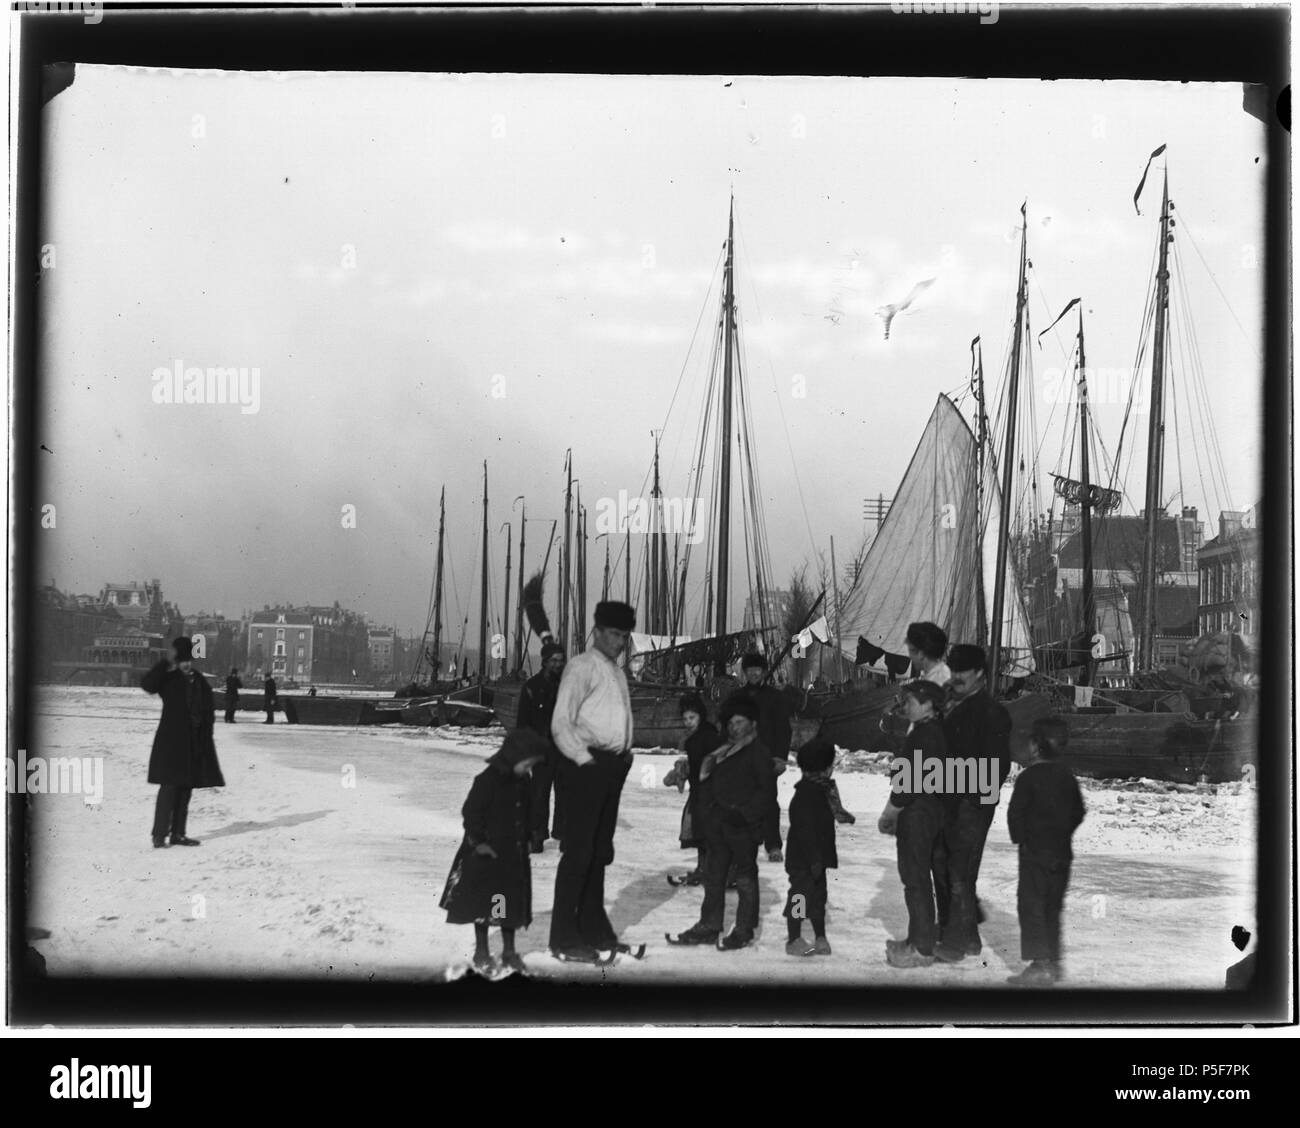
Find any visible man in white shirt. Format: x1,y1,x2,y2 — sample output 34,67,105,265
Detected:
548,600,637,962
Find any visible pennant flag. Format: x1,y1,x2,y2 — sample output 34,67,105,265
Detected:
1037,297,1081,348
1133,143,1167,215
808,616,831,644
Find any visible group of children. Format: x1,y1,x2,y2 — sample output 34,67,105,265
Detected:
439,647,1085,984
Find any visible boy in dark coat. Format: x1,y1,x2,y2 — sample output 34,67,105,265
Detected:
877,680,948,968
440,728,551,975
141,637,225,849
668,696,775,950
783,737,839,957
723,652,793,862
1006,717,1085,987
516,641,565,852
664,692,723,886
224,668,242,723
932,643,1013,963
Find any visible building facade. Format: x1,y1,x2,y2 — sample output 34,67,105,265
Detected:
1197,505,1260,640
247,609,315,683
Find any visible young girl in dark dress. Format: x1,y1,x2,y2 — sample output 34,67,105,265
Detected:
665,692,723,886
439,729,550,975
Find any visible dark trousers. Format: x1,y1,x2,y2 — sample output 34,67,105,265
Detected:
548,750,631,950
530,749,558,842
763,759,786,853
1018,848,1071,962
699,819,761,938
264,704,275,723
763,793,782,853
225,701,237,723
784,867,827,934
941,800,998,951
152,785,192,840
896,797,945,956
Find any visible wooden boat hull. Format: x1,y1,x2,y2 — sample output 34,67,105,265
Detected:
212,690,498,727
1006,693,1255,784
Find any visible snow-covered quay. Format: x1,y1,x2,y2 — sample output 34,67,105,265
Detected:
23,687,1255,988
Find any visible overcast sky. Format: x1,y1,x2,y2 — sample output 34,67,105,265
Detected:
35,67,1266,639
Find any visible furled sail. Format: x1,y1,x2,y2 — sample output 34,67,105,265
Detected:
838,394,1035,676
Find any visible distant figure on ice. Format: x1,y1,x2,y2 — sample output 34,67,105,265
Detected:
224,667,242,723
1006,717,1085,987
141,637,225,849
439,729,550,976
664,692,722,887
548,600,637,963
932,643,1012,964
878,679,948,968
723,652,793,863
668,695,775,951
263,672,277,724
516,640,566,853
783,737,839,957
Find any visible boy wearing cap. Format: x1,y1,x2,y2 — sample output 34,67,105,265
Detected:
668,696,775,950
783,738,840,957
724,652,793,862
932,642,1012,963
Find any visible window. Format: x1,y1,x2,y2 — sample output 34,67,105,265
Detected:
297,646,304,659
296,663,304,674
256,630,263,640
298,631,305,641
274,642,286,657
276,628,285,640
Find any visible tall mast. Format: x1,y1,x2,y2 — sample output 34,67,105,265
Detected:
576,503,587,651
624,531,631,603
602,539,610,601
988,204,1029,687
973,338,988,651
1076,308,1096,687
1138,169,1172,671
561,450,572,653
650,434,661,633
478,462,489,687
830,536,843,682
431,485,445,683
513,501,526,675
714,198,736,652
501,521,512,683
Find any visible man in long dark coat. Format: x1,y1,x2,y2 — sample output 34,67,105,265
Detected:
142,637,225,848
723,652,793,862
263,672,277,724
516,641,566,852
224,667,242,723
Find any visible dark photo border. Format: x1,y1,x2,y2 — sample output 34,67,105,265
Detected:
7,1,1293,1028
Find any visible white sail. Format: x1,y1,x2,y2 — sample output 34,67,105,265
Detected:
838,394,1035,676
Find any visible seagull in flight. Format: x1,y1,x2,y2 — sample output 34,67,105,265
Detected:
875,277,936,340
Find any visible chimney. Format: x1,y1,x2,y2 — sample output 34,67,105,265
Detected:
1219,510,1245,540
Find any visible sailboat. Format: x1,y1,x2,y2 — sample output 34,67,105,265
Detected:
491,202,822,748
819,391,1036,752
1004,154,1256,781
